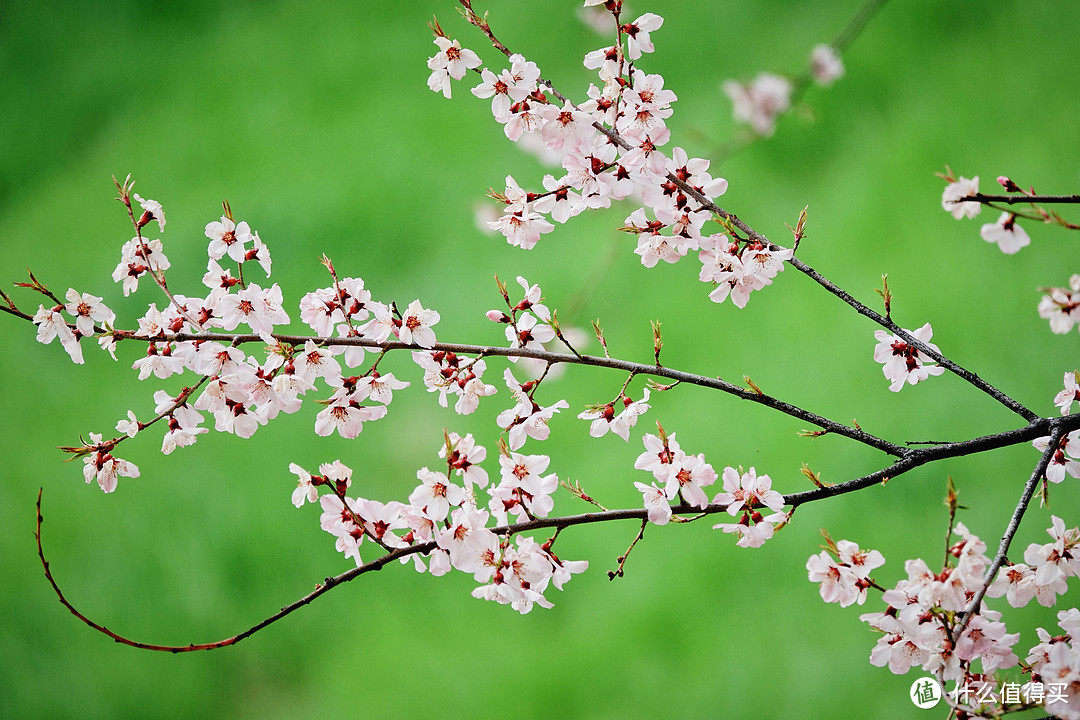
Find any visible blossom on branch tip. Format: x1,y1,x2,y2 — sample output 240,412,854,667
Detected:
426,37,481,99
133,193,165,232
81,433,139,493
941,175,981,219
872,322,944,392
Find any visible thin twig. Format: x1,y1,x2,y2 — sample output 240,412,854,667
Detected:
36,411,1080,652
965,193,1080,205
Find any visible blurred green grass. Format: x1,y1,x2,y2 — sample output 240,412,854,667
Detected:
2,1,1078,718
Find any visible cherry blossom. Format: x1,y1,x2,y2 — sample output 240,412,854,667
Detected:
426,36,481,99
205,216,253,263
807,540,885,607
397,299,440,348
132,193,165,232
289,462,319,508
492,451,558,521
713,512,783,548
80,433,140,493
635,480,672,525
1056,372,1080,415
579,388,651,441
941,175,981,219
357,501,408,551
439,432,489,489
1032,430,1080,483
112,237,169,296
722,73,791,136
64,289,114,337
620,12,663,60
132,342,184,380
634,431,681,480
409,468,465,522
32,304,83,364
980,212,1031,254
313,398,388,439
712,466,784,516
115,410,139,439
1038,275,1080,334
872,322,945,392
293,340,343,387
660,450,717,509
810,44,844,86
318,494,365,567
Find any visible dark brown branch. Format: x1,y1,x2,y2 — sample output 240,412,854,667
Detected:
37,411,1080,652
157,331,904,456
951,424,1065,640
671,177,1039,423
965,193,1080,205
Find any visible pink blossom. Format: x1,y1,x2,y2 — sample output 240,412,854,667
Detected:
1055,372,1080,415
1037,275,1080,334
980,212,1031,254
426,37,481,98
64,289,114,337
810,44,844,86
1032,431,1080,484
722,73,791,136
872,322,945,392
289,462,319,508
133,193,166,232
620,12,663,60
398,299,440,348
634,481,672,525
660,451,716,509
941,175,981,219
205,216,253,263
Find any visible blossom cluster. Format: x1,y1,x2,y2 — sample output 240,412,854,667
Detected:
425,8,797,309
809,521,1080,717
292,434,586,614
631,429,787,548
32,187,453,491
942,173,1032,254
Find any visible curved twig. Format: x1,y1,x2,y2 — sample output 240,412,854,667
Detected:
36,411,1080,652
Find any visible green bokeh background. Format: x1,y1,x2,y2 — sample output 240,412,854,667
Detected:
2,1,1078,718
